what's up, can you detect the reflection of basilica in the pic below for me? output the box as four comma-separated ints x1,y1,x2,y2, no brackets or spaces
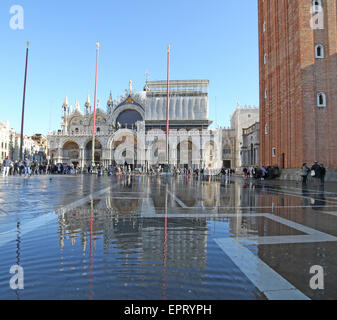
57,179,208,271
55,178,332,298
48,80,222,170
57,178,297,255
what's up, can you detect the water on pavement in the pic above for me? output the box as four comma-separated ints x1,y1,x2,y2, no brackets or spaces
0,175,337,300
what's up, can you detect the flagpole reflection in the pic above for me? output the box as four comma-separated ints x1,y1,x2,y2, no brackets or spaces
15,219,21,300
162,182,168,300
89,199,94,300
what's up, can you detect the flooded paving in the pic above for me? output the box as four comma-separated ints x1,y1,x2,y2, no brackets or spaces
1,175,337,300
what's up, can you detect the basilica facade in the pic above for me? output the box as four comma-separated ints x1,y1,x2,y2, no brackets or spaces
47,80,223,171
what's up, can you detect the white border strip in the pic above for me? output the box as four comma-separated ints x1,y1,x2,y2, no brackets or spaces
166,189,189,209
214,238,310,300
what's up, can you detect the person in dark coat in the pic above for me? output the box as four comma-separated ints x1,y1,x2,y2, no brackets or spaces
311,161,320,177
319,164,326,186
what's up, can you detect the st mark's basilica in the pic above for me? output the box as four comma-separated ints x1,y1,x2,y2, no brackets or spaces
47,80,223,171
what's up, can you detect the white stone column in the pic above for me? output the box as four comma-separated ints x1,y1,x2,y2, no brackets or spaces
79,148,84,168
57,148,62,163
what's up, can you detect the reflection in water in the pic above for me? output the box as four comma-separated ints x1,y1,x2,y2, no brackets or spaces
57,176,332,295
15,220,21,300
89,200,94,300
56,178,212,299
58,209,208,271
162,183,168,300
56,186,209,299
3,175,336,299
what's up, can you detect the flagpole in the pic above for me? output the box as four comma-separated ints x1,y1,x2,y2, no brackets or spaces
19,42,29,161
91,42,100,170
166,45,170,167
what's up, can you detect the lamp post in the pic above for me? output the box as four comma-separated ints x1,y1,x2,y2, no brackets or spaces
91,42,100,170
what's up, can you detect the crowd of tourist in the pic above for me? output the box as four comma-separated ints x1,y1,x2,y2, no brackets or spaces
1,156,45,177
0,155,327,186
240,165,281,180
239,162,326,186
301,161,326,186
1,156,223,178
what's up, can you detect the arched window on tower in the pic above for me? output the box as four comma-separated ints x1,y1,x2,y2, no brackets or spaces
315,45,324,58
317,92,326,107
97,127,100,133
312,0,322,14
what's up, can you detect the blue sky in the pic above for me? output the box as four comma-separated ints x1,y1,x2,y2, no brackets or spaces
0,0,259,136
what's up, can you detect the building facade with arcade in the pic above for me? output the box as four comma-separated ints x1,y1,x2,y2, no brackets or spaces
47,80,223,171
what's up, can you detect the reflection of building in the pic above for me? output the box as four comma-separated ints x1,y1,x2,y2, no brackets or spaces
259,0,337,169
57,181,208,272
228,181,260,236
241,122,260,167
48,80,222,170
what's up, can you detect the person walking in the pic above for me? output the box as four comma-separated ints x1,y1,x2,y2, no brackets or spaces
311,161,320,177
13,161,19,176
319,164,326,186
301,163,310,185
24,157,31,177
243,167,248,179
261,166,267,180
19,161,24,175
221,167,226,184
2,156,11,177
311,161,320,185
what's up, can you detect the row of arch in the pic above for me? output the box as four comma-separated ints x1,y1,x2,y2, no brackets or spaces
52,135,219,168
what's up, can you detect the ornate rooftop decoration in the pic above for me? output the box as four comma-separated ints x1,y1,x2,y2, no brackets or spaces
115,94,145,112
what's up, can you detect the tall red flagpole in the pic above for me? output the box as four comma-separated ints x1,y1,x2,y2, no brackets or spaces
19,42,29,161
91,42,100,169
166,45,170,166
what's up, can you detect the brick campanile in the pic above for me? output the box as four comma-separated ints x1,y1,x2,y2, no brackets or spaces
258,0,337,169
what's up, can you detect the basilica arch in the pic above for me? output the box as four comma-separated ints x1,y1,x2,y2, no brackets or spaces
108,129,138,166
85,139,103,165
177,140,199,169
150,139,167,165
62,141,80,165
